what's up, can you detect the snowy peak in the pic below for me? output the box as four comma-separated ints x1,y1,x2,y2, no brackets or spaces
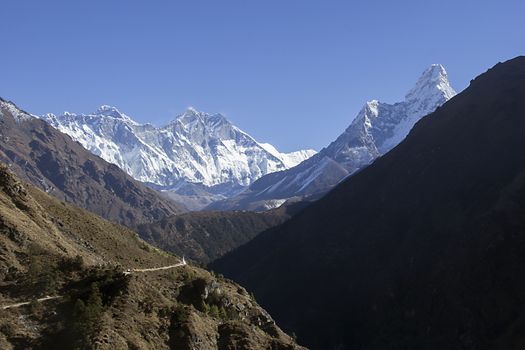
166,108,249,149
360,100,380,125
95,105,124,117
336,64,457,160
405,64,456,102
44,105,137,125
93,105,138,124
177,107,207,122
175,108,230,128
185,106,199,114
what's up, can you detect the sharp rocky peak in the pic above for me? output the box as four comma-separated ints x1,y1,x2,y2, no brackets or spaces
178,107,209,120
175,107,230,127
94,105,129,119
405,64,456,102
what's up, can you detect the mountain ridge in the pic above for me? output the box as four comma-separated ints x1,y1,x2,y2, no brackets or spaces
40,105,316,207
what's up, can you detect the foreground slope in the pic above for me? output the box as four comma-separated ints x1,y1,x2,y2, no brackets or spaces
0,164,304,349
0,98,183,228
209,64,456,211
213,57,525,349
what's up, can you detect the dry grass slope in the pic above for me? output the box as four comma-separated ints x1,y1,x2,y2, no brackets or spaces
0,164,305,350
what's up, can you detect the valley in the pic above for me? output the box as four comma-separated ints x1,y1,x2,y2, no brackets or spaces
1,3,522,348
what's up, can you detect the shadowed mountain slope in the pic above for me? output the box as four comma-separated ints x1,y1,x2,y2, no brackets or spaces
138,211,288,264
212,57,525,349
138,202,308,264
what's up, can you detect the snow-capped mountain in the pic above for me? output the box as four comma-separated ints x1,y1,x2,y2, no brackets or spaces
40,106,316,203
208,64,457,211
321,64,456,168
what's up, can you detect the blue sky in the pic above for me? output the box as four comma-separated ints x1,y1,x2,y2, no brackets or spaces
1,0,524,152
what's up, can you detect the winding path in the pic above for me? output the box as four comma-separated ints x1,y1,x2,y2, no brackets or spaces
1,258,187,310
123,257,186,275
1,295,62,310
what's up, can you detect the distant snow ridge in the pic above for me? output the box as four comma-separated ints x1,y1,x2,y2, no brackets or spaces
40,107,316,190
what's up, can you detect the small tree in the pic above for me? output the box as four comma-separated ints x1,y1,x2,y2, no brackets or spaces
71,283,104,347
209,305,220,318
218,306,227,320
0,323,15,338
201,302,210,314
39,268,59,294
172,305,190,326
61,255,84,272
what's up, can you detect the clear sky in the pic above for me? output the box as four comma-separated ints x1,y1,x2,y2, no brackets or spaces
1,0,524,152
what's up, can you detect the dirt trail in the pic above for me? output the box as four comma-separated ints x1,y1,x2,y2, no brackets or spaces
2,295,62,310
1,258,187,310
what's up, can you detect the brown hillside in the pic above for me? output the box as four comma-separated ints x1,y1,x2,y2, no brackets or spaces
0,164,305,349
138,209,291,264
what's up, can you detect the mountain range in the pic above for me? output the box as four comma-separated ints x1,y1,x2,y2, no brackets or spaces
212,57,525,349
209,64,457,211
36,65,454,213
41,107,315,209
